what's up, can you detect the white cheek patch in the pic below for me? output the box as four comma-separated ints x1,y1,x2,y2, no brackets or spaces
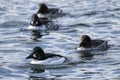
31,21,38,25
31,21,33,25
33,54,36,58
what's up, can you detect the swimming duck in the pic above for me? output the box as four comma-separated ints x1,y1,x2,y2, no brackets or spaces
28,14,50,30
26,47,66,65
28,14,59,30
37,3,65,19
77,35,108,52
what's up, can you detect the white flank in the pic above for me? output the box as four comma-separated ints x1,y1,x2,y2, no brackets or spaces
30,57,65,65
28,25,46,31
27,25,39,30
37,13,49,18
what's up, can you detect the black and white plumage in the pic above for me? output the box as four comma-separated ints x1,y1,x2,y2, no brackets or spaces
28,14,59,31
37,3,65,19
26,47,66,65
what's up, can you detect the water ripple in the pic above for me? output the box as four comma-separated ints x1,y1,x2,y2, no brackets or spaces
0,0,120,80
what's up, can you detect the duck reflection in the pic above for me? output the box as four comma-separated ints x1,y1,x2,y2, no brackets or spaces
31,30,49,41
31,30,43,40
30,65,45,73
80,51,94,60
29,65,54,80
29,76,53,80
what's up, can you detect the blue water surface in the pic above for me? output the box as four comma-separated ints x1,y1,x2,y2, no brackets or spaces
0,0,120,80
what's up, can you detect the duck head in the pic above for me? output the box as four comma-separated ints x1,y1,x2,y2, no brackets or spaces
30,14,42,26
37,3,49,14
26,47,45,60
79,35,92,48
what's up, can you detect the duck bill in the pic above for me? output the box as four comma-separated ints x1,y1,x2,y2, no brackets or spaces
26,53,34,59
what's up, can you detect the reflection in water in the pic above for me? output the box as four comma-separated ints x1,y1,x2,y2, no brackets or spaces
1,0,120,80
31,30,49,41
29,65,47,80
29,76,54,80
80,51,94,60
29,76,47,80
31,30,43,40
30,65,45,73
28,65,55,80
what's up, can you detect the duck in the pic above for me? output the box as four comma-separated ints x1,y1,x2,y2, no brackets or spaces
37,3,65,19
28,14,50,30
77,35,108,52
28,14,59,31
26,47,66,65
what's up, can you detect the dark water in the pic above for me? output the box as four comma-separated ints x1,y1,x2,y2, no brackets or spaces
0,0,120,80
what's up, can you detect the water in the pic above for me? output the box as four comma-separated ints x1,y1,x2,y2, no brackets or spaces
0,0,120,80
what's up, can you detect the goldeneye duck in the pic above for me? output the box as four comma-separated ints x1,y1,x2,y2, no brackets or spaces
77,35,108,52
26,47,66,65
28,14,59,30
37,3,65,19
28,14,50,30
30,14,50,26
